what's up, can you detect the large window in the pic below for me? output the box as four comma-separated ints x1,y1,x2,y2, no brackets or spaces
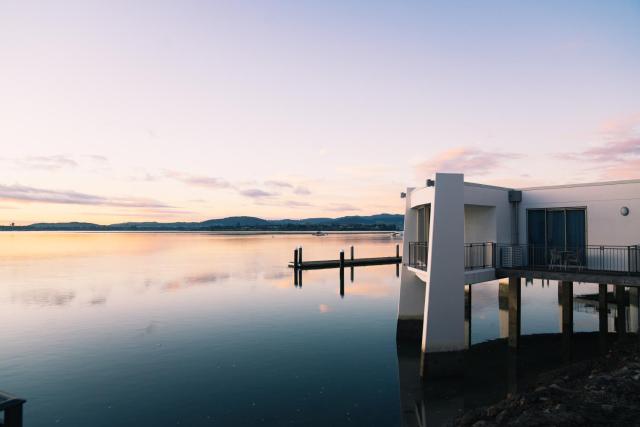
527,208,586,265
527,208,586,248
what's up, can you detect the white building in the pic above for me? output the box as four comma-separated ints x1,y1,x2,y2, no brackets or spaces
398,173,640,367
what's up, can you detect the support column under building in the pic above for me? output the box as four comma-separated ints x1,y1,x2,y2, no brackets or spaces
629,287,639,334
508,276,521,350
464,285,472,348
599,283,608,352
616,285,627,340
559,281,573,361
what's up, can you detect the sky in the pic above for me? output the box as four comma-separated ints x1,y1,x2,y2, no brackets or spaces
1,0,639,224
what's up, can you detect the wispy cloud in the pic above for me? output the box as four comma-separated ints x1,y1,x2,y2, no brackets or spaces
560,136,640,180
574,137,640,162
0,183,173,208
239,188,276,198
15,155,78,170
265,180,293,188
327,203,360,212
163,170,231,189
293,186,311,195
414,147,522,178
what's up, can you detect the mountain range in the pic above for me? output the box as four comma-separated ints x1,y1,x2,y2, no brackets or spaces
1,214,404,231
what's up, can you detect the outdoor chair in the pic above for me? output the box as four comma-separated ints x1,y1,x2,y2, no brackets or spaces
549,248,563,270
565,248,584,271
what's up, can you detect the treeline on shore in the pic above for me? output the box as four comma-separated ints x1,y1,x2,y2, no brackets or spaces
0,214,404,232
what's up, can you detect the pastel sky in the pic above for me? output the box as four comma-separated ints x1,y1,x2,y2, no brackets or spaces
1,0,639,224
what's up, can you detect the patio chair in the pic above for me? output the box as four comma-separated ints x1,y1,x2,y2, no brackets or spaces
549,248,563,270
565,248,584,271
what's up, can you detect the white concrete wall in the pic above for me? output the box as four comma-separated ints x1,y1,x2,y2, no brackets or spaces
464,205,497,243
464,184,511,244
519,180,640,246
422,173,466,352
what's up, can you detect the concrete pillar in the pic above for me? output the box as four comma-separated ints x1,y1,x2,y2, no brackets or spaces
598,284,608,334
559,281,574,335
616,285,627,339
396,266,426,342
599,283,608,352
421,173,465,354
464,285,472,348
508,276,521,350
629,287,639,334
498,280,509,338
559,281,573,361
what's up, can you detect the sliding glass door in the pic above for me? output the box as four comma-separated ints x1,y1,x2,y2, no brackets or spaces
527,208,586,267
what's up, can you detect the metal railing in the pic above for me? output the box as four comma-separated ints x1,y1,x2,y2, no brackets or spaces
408,241,429,268
497,244,640,275
464,242,496,270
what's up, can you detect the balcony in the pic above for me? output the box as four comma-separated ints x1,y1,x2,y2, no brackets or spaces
496,244,640,276
407,242,640,278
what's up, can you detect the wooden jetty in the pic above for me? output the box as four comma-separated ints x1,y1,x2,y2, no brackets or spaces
289,245,401,270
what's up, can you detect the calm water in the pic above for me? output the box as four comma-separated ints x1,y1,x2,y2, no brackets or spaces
0,233,612,426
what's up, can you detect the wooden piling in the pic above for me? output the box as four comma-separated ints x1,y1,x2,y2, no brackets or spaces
294,248,299,269
339,250,345,297
396,244,400,258
299,246,303,265
350,246,354,260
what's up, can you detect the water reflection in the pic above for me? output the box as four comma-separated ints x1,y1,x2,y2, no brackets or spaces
1,232,637,426
397,331,621,426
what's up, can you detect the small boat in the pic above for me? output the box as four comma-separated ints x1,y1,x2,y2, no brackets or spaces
312,231,327,236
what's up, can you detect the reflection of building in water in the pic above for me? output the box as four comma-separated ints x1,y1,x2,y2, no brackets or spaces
498,280,509,338
397,343,464,427
573,286,640,333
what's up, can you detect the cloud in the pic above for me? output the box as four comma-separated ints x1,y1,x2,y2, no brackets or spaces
265,180,294,188
598,113,640,139
327,203,360,212
163,170,231,189
293,186,311,195
283,200,313,207
239,188,276,198
16,155,78,170
87,154,108,163
0,183,173,208
414,147,522,178
576,137,640,162
558,135,640,180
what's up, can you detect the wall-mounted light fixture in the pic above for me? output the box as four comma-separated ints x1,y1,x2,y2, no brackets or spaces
621,206,630,216
426,179,435,187
400,192,406,199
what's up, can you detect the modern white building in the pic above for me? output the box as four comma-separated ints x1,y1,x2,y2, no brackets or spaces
398,173,640,371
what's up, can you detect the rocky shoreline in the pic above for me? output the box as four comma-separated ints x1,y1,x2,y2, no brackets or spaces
453,339,640,426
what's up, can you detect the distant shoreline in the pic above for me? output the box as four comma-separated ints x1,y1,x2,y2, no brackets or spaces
0,230,401,235
0,214,404,233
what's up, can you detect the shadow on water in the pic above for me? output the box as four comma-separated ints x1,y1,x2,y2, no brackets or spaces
397,331,622,426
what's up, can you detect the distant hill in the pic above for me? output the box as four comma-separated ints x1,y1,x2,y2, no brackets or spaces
1,214,404,232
